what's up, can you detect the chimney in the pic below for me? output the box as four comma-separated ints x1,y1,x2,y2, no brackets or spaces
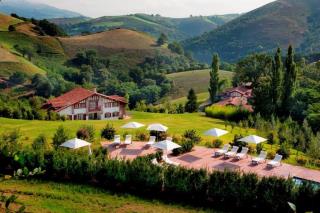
93,88,97,93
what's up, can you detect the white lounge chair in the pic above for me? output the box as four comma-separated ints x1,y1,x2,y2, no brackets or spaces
235,147,249,160
162,155,180,166
146,136,156,146
252,151,267,164
267,154,283,168
112,135,121,146
124,135,132,145
214,144,230,157
224,146,239,158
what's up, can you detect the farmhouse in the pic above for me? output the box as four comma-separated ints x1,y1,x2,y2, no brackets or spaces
215,83,253,112
43,87,127,120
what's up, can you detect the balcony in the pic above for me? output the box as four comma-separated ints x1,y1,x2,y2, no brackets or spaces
88,106,102,112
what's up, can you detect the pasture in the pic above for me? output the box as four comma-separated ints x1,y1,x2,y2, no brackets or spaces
167,69,234,99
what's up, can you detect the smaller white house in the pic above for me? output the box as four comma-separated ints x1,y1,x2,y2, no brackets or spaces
43,87,127,120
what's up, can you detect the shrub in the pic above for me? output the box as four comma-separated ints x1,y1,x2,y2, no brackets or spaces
135,131,148,141
183,129,201,143
9,72,27,84
76,125,95,142
32,134,50,151
52,126,69,149
150,130,167,141
267,150,276,160
101,123,116,140
256,143,263,154
212,139,223,148
296,157,307,166
172,139,194,156
230,134,246,152
247,144,256,154
205,105,250,122
277,144,291,159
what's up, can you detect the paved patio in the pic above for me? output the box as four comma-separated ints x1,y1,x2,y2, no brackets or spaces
101,142,320,183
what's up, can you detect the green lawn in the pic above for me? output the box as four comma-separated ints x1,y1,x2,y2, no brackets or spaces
0,179,212,213
170,92,209,105
167,69,234,99
0,111,315,169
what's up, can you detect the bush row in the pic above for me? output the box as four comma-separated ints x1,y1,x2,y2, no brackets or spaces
205,105,250,122
0,148,319,213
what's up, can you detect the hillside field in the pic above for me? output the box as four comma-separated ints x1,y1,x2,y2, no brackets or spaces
0,180,211,213
167,69,234,99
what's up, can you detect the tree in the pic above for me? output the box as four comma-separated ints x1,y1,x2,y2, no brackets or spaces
52,126,69,149
281,45,297,115
32,74,53,98
252,76,274,115
185,88,198,113
271,48,283,112
168,42,184,55
9,72,27,84
208,54,220,103
32,134,50,150
8,25,16,32
157,33,168,46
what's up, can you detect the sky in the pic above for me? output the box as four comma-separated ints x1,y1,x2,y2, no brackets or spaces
29,0,276,18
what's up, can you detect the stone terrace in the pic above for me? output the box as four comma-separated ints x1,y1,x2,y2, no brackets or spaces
101,142,320,183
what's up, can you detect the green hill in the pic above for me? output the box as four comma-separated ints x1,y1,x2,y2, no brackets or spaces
52,13,239,40
167,69,234,99
184,0,320,62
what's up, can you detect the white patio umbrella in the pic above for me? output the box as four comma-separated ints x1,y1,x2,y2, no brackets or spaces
60,138,92,155
204,128,228,137
152,139,181,152
147,123,168,141
147,123,168,132
238,135,267,145
121,122,145,129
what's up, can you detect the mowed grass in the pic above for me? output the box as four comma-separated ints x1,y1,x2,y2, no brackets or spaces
0,111,314,168
0,180,212,213
167,69,234,99
170,92,209,105
0,111,256,146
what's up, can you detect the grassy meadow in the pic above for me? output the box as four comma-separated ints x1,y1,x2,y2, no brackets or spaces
0,180,212,213
0,111,312,168
167,69,234,99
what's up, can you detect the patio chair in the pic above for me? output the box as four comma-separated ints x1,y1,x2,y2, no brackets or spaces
145,136,156,146
112,135,121,146
162,155,180,166
124,135,132,145
214,144,230,157
252,151,267,164
267,154,283,168
235,147,249,160
224,146,239,158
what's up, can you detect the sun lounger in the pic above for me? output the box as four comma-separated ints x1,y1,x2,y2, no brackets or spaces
235,147,249,160
112,135,121,146
252,151,267,164
224,146,239,158
124,135,132,145
162,155,180,166
146,136,156,146
267,154,283,168
214,144,230,157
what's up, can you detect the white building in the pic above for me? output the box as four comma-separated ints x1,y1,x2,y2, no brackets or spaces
43,87,127,120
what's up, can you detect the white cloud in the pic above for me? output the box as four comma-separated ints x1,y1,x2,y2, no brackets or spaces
29,0,276,18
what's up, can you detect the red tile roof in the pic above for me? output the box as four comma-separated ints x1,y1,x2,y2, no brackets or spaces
45,87,127,111
224,86,252,97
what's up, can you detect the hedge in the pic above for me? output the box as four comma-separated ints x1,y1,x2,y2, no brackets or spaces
205,105,250,121
0,148,319,212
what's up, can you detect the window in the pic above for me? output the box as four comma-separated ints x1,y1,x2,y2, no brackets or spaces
74,100,86,109
112,112,119,117
112,102,119,107
105,112,112,118
105,102,112,108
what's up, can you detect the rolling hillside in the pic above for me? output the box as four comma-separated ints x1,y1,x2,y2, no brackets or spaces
0,0,83,19
52,13,239,40
167,69,234,99
184,0,320,62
